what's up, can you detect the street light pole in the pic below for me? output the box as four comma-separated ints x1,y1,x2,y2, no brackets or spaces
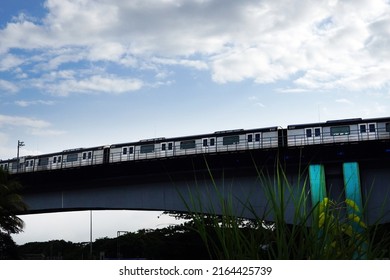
17,140,25,173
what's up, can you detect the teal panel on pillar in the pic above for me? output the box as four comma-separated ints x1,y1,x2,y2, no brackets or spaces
343,162,367,259
309,164,327,208
343,162,363,216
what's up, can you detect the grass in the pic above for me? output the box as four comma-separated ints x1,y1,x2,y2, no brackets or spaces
179,158,390,260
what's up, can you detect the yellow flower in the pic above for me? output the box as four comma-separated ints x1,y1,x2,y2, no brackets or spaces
318,212,325,228
345,199,361,213
319,197,329,213
347,214,367,229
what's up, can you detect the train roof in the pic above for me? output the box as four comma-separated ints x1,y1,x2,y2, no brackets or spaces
287,116,390,129
0,146,107,162
111,126,279,148
287,121,323,129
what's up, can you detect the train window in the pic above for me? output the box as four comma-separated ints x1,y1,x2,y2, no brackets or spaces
369,123,376,133
82,152,87,160
203,139,208,147
386,123,390,132
129,147,134,154
53,157,57,164
255,133,260,142
180,140,196,149
247,134,253,142
330,126,350,136
314,128,321,137
38,157,49,166
67,153,78,162
58,157,61,163
306,128,312,138
168,143,173,150
88,152,92,159
359,124,366,133
210,138,215,146
140,144,155,153
162,143,166,151
123,147,127,155
223,135,240,145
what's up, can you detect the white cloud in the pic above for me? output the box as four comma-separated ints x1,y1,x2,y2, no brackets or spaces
88,42,126,62
151,57,208,70
211,47,294,84
0,79,18,93
0,0,390,92
0,114,50,129
41,48,86,71
0,54,24,71
15,100,56,107
44,75,144,96
0,114,66,141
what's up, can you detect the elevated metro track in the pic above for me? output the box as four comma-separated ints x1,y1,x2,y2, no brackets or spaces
11,140,390,225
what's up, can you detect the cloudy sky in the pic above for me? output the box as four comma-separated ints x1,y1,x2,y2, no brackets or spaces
1,0,390,244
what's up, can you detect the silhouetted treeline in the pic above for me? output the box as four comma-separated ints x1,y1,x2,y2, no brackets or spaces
15,222,209,260
4,219,390,260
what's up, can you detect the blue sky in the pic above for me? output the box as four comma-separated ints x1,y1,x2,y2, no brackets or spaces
1,0,390,244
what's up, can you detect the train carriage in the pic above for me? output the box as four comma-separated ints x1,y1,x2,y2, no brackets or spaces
287,117,390,147
61,146,105,168
1,116,389,174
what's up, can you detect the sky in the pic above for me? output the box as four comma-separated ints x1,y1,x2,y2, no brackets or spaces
1,0,390,244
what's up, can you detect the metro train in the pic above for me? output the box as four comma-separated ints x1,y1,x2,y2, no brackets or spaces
1,116,390,174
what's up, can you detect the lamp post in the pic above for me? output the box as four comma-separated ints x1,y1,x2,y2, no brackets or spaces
17,140,25,173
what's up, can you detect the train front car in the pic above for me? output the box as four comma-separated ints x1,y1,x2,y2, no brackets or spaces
287,117,390,147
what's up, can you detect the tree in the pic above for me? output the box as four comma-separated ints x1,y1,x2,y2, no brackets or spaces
0,231,19,259
0,168,27,234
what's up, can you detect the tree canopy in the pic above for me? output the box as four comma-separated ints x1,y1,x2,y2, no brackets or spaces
0,168,27,234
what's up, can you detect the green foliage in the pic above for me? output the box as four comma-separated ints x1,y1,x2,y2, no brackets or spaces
18,240,85,259
0,168,27,234
181,161,390,260
0,231,20,259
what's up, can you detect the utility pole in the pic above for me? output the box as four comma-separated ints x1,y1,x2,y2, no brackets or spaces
90,210,93,259
17,140,25,173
